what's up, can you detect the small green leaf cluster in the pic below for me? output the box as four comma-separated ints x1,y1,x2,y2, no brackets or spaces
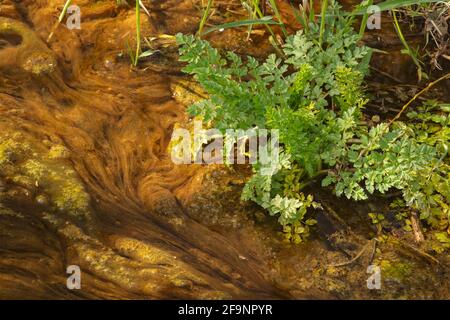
404,101,449,231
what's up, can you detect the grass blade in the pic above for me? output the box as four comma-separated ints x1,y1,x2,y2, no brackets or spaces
198,0,214,36
392,10,425,81
351,0,441,15
201,16,279,36
267,0,287,36
318,0,328,48
133,0,141,66
47,0,73,42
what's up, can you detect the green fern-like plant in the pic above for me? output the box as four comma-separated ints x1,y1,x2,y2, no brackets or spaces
176,1,449,242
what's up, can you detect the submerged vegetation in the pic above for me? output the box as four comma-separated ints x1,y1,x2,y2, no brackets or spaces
176,1,450,244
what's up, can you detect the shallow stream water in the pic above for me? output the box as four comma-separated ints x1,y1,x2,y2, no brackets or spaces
0,0,447,299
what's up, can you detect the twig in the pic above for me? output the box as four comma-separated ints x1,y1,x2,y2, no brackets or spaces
328,239,374,267
393,238,440,265
370,66,403,84
410,211,425,243
320,202,347,227
388,72,450,126
368,238,377,265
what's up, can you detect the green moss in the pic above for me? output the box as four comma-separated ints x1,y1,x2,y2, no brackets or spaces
380,260,413,283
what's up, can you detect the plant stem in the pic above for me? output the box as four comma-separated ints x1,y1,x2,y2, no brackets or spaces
392,10,423,81
268,0,287,36
358,0,373,37
47,0,73,42
242,1,284,52
318,0,328,48
134,0,141,66
198,0,214,37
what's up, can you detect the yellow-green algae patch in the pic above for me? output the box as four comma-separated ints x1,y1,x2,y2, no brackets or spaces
379,259,414,283
0,127,89,218
170,79,207,107
0,17,57,75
